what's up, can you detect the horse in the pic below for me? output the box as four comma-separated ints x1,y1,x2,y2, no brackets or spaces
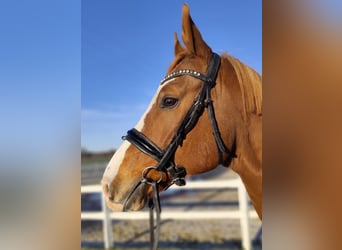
102,4,262,220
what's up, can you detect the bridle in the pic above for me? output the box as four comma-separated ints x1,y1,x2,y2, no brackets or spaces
121,52,236,250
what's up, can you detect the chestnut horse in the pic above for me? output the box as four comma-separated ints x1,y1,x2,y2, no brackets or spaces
102,4,262,219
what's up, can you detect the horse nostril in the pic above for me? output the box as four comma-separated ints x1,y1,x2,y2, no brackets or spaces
102,180,113,200
107,184,114,200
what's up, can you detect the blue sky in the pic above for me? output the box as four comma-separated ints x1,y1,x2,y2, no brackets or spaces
82,0,261,152
0,0,260,155
0,1,80,161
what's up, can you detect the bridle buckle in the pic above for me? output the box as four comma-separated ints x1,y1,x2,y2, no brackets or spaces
167,165,187,186
141,166,163,184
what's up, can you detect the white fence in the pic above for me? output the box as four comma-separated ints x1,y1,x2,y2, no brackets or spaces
81,178,259,250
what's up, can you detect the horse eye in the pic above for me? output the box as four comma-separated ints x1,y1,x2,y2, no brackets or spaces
161,97,179,109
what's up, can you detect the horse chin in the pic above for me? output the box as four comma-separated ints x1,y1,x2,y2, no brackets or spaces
105,200,124,212
123,182,148,211
105,193,147,212
106,181,148,212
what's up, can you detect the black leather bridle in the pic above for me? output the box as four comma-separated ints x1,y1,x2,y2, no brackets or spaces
121,52,236,250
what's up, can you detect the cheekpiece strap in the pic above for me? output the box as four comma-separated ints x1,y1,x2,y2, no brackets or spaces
205,53,221,87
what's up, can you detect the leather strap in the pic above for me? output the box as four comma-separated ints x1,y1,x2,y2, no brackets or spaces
122,128,164,161
148,182,161,250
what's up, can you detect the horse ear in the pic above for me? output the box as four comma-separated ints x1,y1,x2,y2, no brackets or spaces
174,32,185,56
181,4,212,57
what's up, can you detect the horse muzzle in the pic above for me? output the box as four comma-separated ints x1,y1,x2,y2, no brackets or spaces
101,180,123,211
102,178,148,212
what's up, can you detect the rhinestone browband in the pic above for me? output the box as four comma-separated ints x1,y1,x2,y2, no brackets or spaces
160,69,208,85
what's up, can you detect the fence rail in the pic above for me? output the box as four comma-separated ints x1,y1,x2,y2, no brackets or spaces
81,178,259,250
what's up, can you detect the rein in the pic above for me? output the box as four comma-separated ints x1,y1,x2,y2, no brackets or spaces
122,53,236,250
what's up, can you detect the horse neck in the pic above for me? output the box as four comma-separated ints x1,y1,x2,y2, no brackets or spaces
217,55,262,218
233,114,262,173
234,114,262,218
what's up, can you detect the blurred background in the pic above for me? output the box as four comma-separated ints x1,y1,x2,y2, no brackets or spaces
1,0,342,250
81,1,261,249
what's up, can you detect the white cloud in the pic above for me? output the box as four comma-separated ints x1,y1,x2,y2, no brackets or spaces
81,104,148,121
81,104,149,151
81,108,125,119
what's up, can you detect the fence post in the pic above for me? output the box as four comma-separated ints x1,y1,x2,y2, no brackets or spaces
238,181,251,250
101,193,113,249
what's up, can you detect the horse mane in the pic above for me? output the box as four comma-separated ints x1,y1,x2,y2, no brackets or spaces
222,53,262,120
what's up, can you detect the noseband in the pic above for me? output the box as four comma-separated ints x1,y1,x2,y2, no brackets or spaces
121,53,236,250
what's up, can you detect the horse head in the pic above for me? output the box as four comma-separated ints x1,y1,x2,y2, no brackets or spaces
102,4,262,218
